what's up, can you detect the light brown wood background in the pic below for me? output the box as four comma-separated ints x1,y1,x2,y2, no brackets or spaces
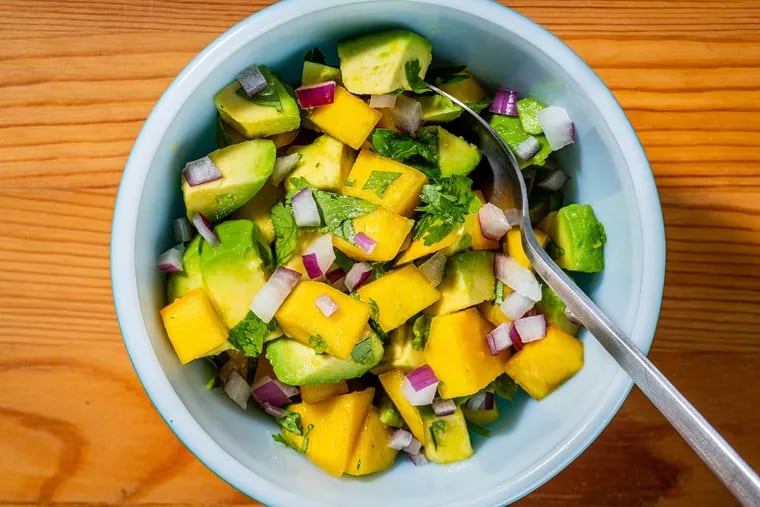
1,1,758,505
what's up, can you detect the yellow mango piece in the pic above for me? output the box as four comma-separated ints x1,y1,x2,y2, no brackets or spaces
275,281,371,360
333,208,414,262
300,380,349,403
308,86,382,150
232,181,283,244
439,72,489,106
160,288,228,365
377,107,398,131
283,388,375,477
505,228,549,270
425,308,510,398
285,135,356,192
395,221,469,265
269,128,301,149
341,150,428,217
357,265,440,332
421,406,474,464
378,369,425,443
470,191,501,251
345,406,399,476
477,300,513,326
504,325,584,400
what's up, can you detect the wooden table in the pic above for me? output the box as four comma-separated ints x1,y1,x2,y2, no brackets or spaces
1,1,758,505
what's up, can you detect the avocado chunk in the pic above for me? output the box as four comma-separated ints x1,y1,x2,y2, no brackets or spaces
183,139,276,222
199,220,270,328
418,94,462,123
539,204,606,273
231,178,282,244
302,61,342,86
427,250,495,316
489,115,552,169
437,126,481,177
214,66,300,138
516,97,546,135
420,406,474,464
375,324,426,373
166,235,203,303
535,284,580,335
337,29,432,95
285,135,355,192
378,395,405,428
266,331,384,386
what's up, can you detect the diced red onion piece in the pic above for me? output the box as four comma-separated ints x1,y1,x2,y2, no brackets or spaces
345,261,372,291
478,202,511,240
302,234,335,279
296,80,336,109
192,213,220,247
504,208,521,227
236,64,268,98
432,398,456,417
418,252,446,288
393,95,423,136
493,254,542,301
369,94,397,109
315,293,339,317
403,436,423,455
223,370,251,410
408,451,428,466
354,232,377,254
173,217,193,243
516,135,540,161
464,391,487,412
250,266,301,323
537,169,570,191
183,156,223,187
484,392,495,410
401,365,439,406
486,322,512,355
509,324,525,351
500,291,535,321
262,401,287,419
537,105,575,151
251,375,296,407
157,244,185,272
489,88,518,116
302,253,321,280
271,153,301,186
388,428,414,450
326,268,345,284
291,188,321,227
565,307,581,326
515,314,547,343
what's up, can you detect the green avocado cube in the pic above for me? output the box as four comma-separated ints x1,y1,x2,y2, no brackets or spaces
427,250,495,316
437,126,481,177
489,115,552,169
540,204,606,273
516,97,546,135
420,406,473,464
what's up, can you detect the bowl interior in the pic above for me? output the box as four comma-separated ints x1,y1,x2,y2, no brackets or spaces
113,1,664,506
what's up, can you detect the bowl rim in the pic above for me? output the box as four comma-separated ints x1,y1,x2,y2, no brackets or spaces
110,1,666,505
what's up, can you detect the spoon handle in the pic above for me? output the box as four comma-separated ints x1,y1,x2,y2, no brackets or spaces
523,233,760,506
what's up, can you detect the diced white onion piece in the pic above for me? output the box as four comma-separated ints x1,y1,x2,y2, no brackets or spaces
157,244,185,272
315,293,339,317
369,94,397,109
271,153,301,186
514,314,547,343
296,80,336,109
536,105,575,151
354,232,377,254
418,252,446,288
401,365,439,406
408,451,428,466
182,156,223,187
192,213,220,246
403,436,423,455
432,398,456,417
485,322,512,355
504,208,521,227
173,217,193,243
515,135,540,161
393,95,423,136
251,375,297,407
345,262,373,291
493,254,542,301
537,169,570,191
478,202,511,240
291,188,321,227
223,370,251,410
301,234,335,279
500,291,535,321
236,65,268,98
388,428,414,450
464,391,487,412
249,267,301,323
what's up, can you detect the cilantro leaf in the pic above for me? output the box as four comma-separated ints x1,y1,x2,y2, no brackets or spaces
272,433,299,451
308,335,328,354
252,221,273,269
204,357,220,390
414,175,478,246
487,374,519,400
277,410,303,435
362,170,402,198
371,128,438,170
411,314,432,351
467,97,492,113
493,280,505,305
304,47,326,65
333,249,355,272
227,311,276,357
301,423,315,453
426,65,468,86
368,299,381,322
234,66,283,112
271,202,298,266
429,420,446,450
351,336,376,365
404,59,430,94
369,261,391,279
367,299,388,343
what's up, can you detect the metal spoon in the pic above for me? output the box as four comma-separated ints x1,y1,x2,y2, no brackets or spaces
425,83,760,506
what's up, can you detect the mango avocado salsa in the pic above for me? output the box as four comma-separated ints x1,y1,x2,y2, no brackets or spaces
157,28,607,477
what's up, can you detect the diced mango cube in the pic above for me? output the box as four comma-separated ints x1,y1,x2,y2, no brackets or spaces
308,87,382,150
477,300,513,326
504,325,584,400
300,380,349,403
505,228,549,270
345,406,399,476
333,208,414,262
357,265,440,332
395,220,470,265
232,180,283,244
341,150,428,217
282,388,375,477
378,369,425,443
160,288,228,365
269,128,301,149
275,281,371,360
470,191,501,251
285,135,356,192
420,406,474,464
424,308,510,398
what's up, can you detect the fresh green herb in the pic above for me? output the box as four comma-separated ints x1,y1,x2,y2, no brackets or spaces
252,221,273,269
404,59,430,94
356,459,361,471
308,335,328,354
204,357,220,390
234,66,283,112
277,411,303,435
227,311,276,357
351,336,376,365
411,314,432,351
362,170,402,198
547,242,565,260
333,249,355,273
272,422,315,454
343,178,356,187
367,298,389,342
270,202,298,266
493,280,505,305
304,47,326,65
467,97,493,114
427,65,468,86
301,423,315,453
429,420,446,450
414,175,478,246
272,433,300,451
466,421,492,437
368,299,380,321
487,374,519,400
369,261,391,279
371,128,438,173
215,113,232,148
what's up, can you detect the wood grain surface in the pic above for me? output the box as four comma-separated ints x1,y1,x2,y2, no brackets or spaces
1,1,758,506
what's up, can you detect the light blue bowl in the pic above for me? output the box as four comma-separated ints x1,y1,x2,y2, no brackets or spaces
111,1,666,505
